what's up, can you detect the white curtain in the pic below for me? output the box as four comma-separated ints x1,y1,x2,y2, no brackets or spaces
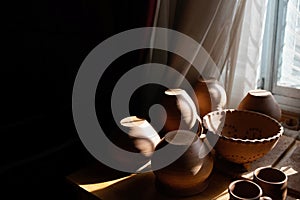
150,0,269,109
226,0,269,108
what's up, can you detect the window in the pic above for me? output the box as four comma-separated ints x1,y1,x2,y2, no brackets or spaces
261,0,300,113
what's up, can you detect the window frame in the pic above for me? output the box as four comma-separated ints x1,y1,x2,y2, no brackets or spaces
261,0,300,113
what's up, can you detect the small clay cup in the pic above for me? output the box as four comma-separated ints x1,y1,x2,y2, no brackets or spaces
228,180,272,200
253,167,288,200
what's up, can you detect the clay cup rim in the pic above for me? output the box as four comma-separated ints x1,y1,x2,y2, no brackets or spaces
254,166,288,185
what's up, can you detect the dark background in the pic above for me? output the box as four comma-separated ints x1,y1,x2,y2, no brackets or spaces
1,0,151,199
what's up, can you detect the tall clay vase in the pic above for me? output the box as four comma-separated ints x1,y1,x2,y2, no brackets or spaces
237,89,281,121
193,78,227,118
151,130,214,197
160,89,199,136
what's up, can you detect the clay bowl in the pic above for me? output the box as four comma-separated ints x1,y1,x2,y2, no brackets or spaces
202,109,283,164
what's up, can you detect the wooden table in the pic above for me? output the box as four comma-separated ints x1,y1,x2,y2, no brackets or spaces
67,132,300,200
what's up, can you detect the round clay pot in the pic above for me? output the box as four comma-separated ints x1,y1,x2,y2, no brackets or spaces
193,78,227,118
151,130,214,197
238,89,281,121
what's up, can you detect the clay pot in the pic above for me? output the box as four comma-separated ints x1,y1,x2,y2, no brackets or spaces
151,130,214,197
193,78,227,118
238,89,281,121
203,109,283,164
160,89,199,135
120,116,161,157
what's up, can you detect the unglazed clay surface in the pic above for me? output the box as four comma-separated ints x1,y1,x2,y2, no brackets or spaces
203,109,283,164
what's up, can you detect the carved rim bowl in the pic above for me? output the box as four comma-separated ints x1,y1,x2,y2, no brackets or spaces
202,109,284,164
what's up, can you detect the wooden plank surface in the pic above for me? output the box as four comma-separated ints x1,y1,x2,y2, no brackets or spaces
275,140,300,198
67,135,300,200
68,168,232,200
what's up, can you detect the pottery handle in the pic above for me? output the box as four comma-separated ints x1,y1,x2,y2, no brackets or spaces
260,196,272,200
177,90,202,127
179,90,205,137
